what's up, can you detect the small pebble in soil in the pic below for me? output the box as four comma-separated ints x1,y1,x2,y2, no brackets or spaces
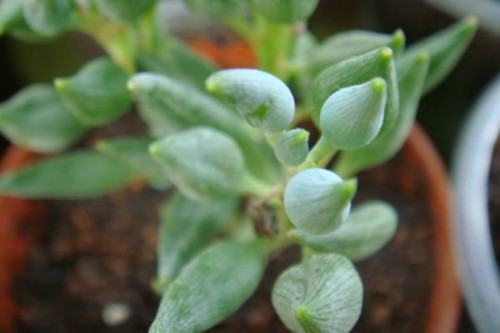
102,303,132,327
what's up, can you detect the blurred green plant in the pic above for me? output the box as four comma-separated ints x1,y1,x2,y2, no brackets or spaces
0,1,477,332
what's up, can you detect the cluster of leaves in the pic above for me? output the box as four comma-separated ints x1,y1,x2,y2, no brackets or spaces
0,1,476,332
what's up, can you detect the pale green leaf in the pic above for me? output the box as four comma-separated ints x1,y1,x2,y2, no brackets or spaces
96,136,169,189
0,150,135,199
55,57,131,126
311,47,399,134
206,69,295,133
149,241,266,333
300,201,398,261
182,0,243,18
154,192,237,292
284,168,356,235
23,0,76,36
0,84,86,153
150,127,245,202
272,253,363,333
95,0,157,22
320,78,387,150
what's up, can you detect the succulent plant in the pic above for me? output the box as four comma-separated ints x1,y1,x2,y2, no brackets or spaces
0,0,477,332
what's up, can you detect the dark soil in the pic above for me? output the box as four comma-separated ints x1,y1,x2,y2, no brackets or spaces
489,137,500,266
14,141,435,333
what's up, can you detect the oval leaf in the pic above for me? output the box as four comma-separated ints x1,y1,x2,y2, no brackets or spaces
150,127,245,202
128,73,282,183
206,69,295,134
275,128,310,167
95,0,157,22
23,0,76,36
154,192,237,292
335,53,430,177
254,0,319,23
272,253,363,333
311,47,399,134
149,241,266,333
320,78,387,150
0,150,135,199
55,57,131,126
300,201,398,261
96,136,169,189
0,84,86,153
284,168,356,235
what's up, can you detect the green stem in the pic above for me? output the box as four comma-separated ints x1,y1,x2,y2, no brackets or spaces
239,172,273,197
301,136,337,169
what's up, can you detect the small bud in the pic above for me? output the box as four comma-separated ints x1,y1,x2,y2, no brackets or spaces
206,69,295,134
275,129,310,167
150,127,245,202
284,168,356,235
320,78,388,150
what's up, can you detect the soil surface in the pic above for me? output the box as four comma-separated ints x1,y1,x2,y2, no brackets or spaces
14,137,435,333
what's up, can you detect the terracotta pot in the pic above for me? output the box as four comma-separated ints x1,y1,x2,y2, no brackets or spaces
0,42,460,332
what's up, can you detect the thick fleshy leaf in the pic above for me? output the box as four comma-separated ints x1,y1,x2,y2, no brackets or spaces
95,0,157,22
254,0,319,23
206,69,295,134
138,39,217,91
154,192,237,292
55,57,131,126
0,151,135,199
300,201,398,261
272,253,363,333
128,73,282,183
182,0,242,18
150,127,245,202
400,16,477,93
23,0,76,36
0,84,86,153
335,53,430,177
311,47,399,133
275,129,310,167
96,137,169,189
320,78,387,150
310,29,405,74
149,241,266,333
284,168,356,235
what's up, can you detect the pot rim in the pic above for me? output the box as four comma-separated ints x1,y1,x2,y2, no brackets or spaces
452,73,500,332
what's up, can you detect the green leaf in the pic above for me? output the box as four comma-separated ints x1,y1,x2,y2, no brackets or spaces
320,78,388,150
400,16,477,93
95,0,157,22
275,129,310,167
272,253,363,333
96,136,169,189
311,47,399,133
149,240,266,333
182,0,243,18
138,39,217,91
335,53,430,177
0,150,136,199
299,201,398,261
23,0,76,36
128,73,282,183
150,127,245,202
310,29,405,75
284,168,356,235
254,0,319,23
206,69,295,133
0,84,86,153
154,192,237,293
55,57,131,126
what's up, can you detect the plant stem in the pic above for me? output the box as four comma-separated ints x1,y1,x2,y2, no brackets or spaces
301,136,337,169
